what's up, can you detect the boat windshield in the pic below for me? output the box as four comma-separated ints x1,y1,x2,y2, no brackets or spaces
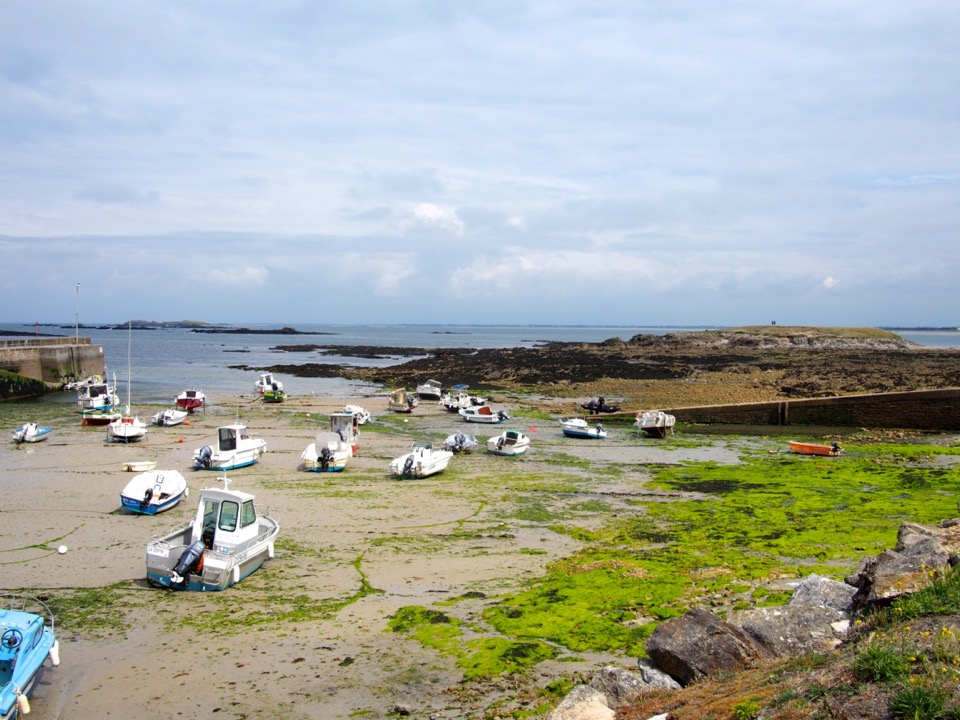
219,427,237,451
219,501,239,532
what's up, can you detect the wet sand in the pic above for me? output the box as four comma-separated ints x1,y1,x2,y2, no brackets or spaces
2,392,744,719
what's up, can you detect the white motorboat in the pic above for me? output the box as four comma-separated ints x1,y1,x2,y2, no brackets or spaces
255,372,283,395
10,422,52,444
635,410,676,439
301,431,351,472
439,389,486,412
339,404,371,425
487,429,531,456
560,417,607,439
389,442,453,478
107,414,148,443
120,469,188,515
444,433,478,453
329,411,361,455
176,388,206,413
193,424,267,470
152,408,189,427
145,476,279,591
416,379,443,400
388,388,418,413
459,405,509,424
76,377,120,411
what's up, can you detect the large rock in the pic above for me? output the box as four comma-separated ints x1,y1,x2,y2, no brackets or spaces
847,520,960,610
645,608,773,686
544,684,615,720
588,662,680,708
729,604,850,656
788,573,856,613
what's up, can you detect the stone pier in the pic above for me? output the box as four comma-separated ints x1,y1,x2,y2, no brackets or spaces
0,337,106,387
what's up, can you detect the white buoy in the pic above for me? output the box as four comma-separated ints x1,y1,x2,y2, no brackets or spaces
403,419,408,423
49,640,60,667
57,545,68,555
16,692,30,714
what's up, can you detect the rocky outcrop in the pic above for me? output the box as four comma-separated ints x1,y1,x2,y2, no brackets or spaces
729,604,850,657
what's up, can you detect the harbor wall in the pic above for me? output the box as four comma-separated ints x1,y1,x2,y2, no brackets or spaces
662,388,960,431
0,338,106,389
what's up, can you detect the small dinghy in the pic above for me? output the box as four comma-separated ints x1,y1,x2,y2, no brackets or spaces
10,422,52,444
0,594,60,719
146,476,279,591
389,442,453,478
123,460,158,472
301,432,351,472
120,469,188,515
487,429,531,456
444,433,478,454
787,440,842,456
152,408,188,427
560,418,607,439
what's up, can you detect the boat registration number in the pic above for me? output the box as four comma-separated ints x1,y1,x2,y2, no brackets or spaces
147,545,169,558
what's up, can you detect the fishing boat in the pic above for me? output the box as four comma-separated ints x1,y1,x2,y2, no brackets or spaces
0,594,60,719
145,476,279,591
255,372,283,395
389,442,453,478
459,405,509,424
262,385,286,403
120,469,189,515
175,389,206,413
439,386,486,412
193,424,267,470
787,440,842,457
329,411,361,455
152,408,189,427
416,378,443,400
635,410,676,439
560,417,607,439
76,376,120,412
300,432,351,472
388,388,418,413
339,404,371,425
443,432,478,454
487,429,531,456
10,422,52,444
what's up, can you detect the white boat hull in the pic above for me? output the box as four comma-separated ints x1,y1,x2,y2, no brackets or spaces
152,409,188,427
107,416,148,442
10,423,52,443
560,418,607,439
120,470,188,515
487,430,530,456
389,445,454,478
459,407,508,424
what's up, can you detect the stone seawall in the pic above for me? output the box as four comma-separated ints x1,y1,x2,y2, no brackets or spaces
663,388,960,431
0,337,106,388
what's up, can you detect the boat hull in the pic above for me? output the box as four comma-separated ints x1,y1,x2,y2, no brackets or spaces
560,419,606,439
120,470,188,515
10,425,52,443
153,409,188,427
193,449,265,471
459,408,508,424
788,441,842,456
486,432,530,456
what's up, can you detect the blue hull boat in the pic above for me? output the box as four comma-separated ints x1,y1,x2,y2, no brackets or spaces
0,594,59,718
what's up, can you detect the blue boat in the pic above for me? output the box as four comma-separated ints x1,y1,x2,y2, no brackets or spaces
10,423,52,444
0,594,60,718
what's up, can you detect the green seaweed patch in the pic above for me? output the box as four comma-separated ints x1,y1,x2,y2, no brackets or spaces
45,582,141,637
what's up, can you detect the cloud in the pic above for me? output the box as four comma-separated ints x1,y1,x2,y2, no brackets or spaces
822,276,838,289
207,266,269,287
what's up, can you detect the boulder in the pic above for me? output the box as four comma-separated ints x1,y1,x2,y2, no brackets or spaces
545,684,615,720
729,603,850,656
788,573,856,613
645,608,773,686
588,662,680,708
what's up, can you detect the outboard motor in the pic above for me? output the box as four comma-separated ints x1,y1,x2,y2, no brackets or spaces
402,455,415,476
596,424,604,434
197,445,213,468
497,411,508,421
140,487,155,511
320,446,331,471
170,540,205,587
496,436,505,451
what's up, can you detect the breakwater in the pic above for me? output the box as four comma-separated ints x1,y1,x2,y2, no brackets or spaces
642,388,960,431
0,337,105,396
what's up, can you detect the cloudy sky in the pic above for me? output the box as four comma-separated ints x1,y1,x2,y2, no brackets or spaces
2,2,958,327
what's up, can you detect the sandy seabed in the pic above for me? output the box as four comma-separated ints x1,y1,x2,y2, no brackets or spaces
2,392,743,719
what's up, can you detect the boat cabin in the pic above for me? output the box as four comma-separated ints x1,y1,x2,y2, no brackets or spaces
217,425,251,452
191,486,261,553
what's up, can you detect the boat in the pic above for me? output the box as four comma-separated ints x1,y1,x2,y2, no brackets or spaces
487,429,531,456
76,376,120,412
635,410,676,439
80,408,123,427
152,408,189,427
255,373,283,395
175,389,206,413
388,388,418,413
416,379,443,400
0,594,60,719
10,422,52,444
787,440,842,457
63,373,103,392
145,476,279,591
262,385,286,403
580,397,622,414
560,417,607,439
193,424,267,470
444,433,478,454
439,387,486,412
106,414,148,442
120,469,189,515
123,460,158,472
459,405,509,424
107,323,148,443
329,411,361,455
339,404,371,425
389,441,453,478
300,432,351,472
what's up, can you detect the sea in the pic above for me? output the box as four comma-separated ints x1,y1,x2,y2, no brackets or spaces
3,322,958,406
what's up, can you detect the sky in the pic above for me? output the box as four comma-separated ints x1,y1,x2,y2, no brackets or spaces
2,1,958,327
